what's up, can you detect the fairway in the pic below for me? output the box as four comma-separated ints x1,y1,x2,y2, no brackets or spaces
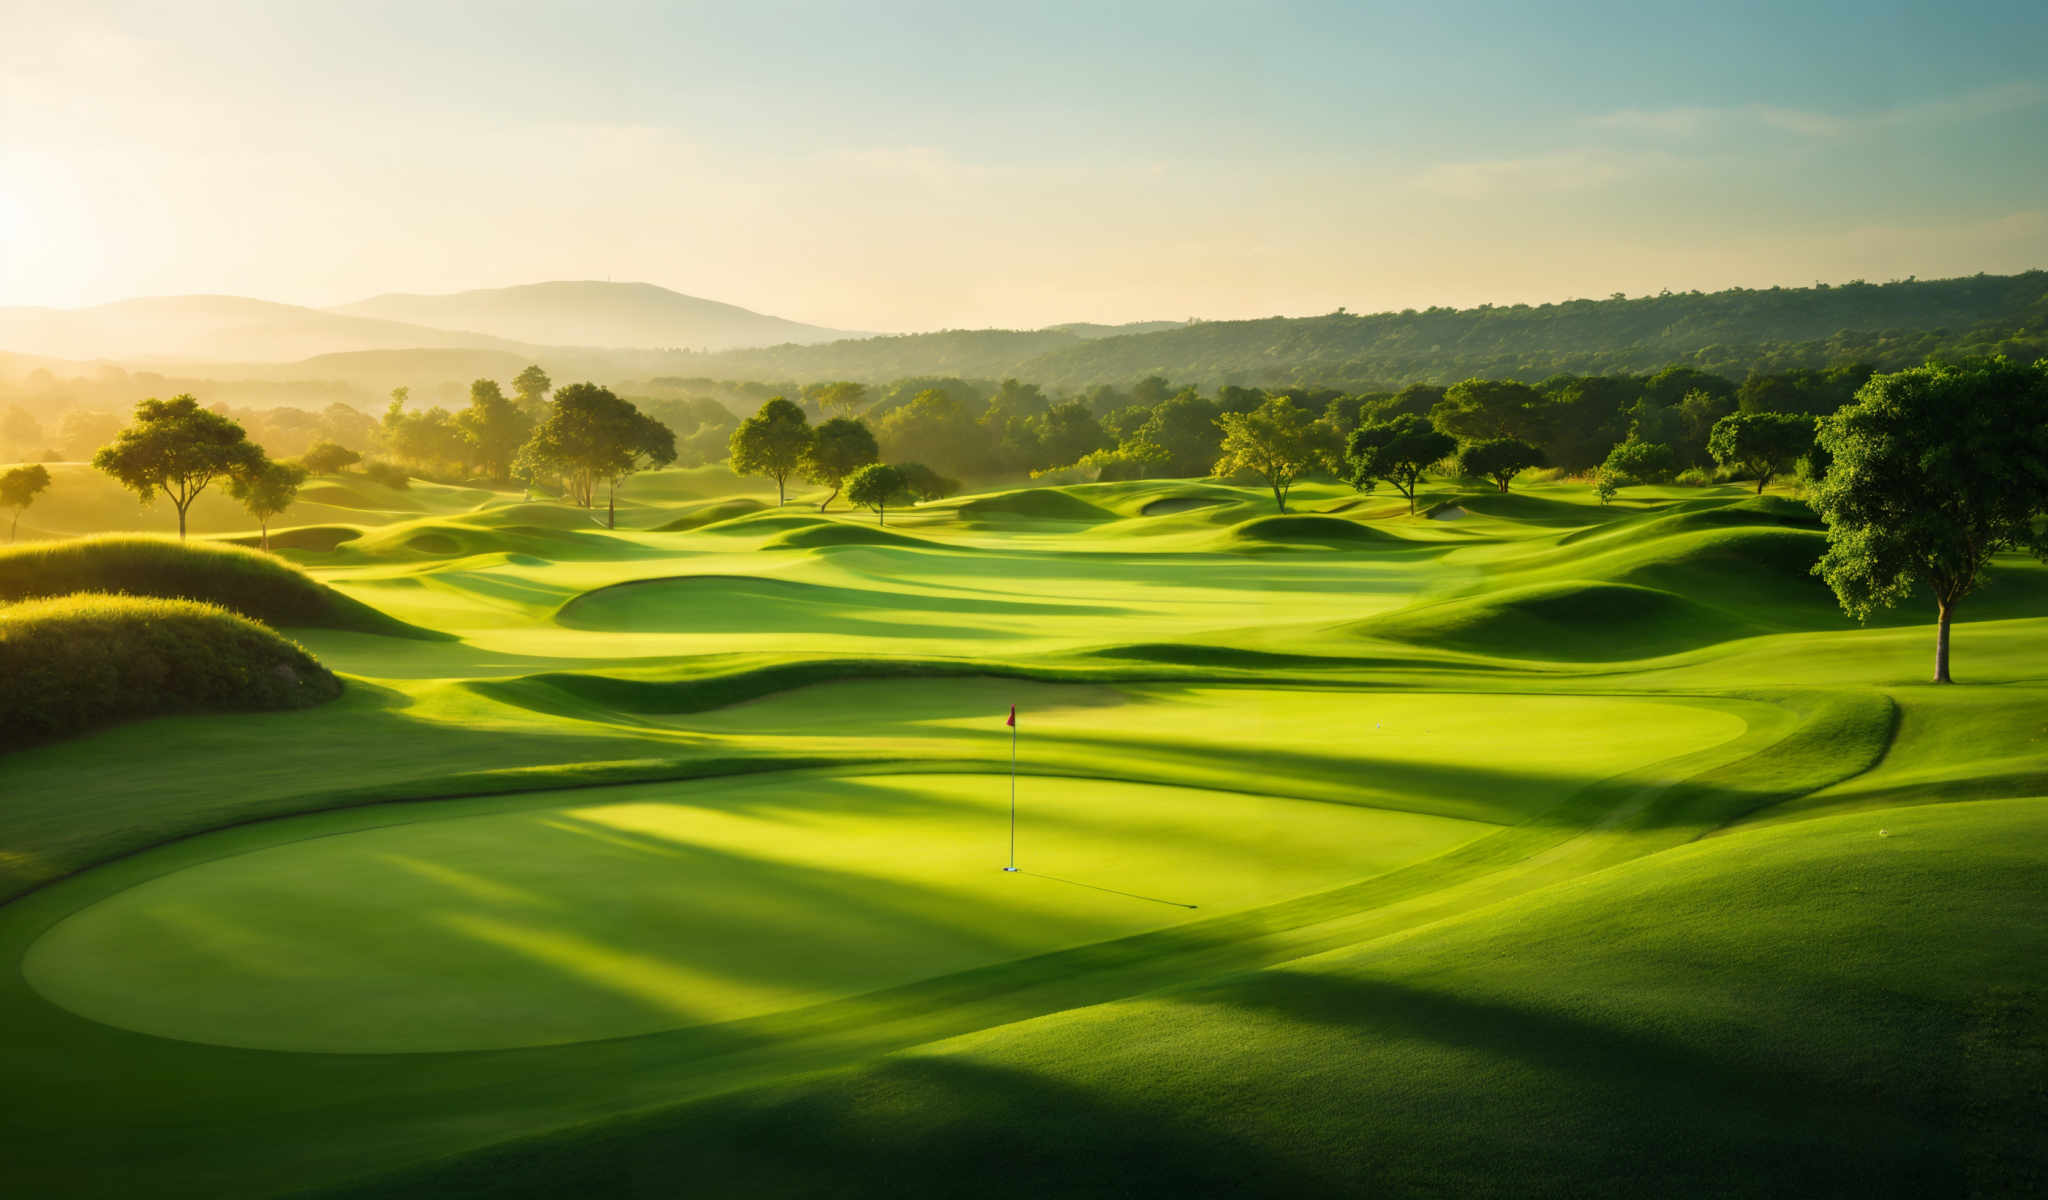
0,469,2040,1198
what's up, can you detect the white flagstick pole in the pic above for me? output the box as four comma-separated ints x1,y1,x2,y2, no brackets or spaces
1005,707,1018,872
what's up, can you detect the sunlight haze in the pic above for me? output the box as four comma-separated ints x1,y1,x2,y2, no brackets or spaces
5,1,2047,329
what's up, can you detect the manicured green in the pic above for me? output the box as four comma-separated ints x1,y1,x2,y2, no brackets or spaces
0,466,2038,1198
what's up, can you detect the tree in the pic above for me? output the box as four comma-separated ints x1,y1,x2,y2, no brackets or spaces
1213,397,1338,512
517,383,677,528
727,397,812,505
1809,357,2048,684
846,463,909,525
456,378,532,480
300,441,361,475
1034,400,1111,468
896,461,959,502
1707,411,1816,494
1,463,51,541
228,459,307,552
802,418,880,510
1456,438,1547,493
91,395,265,539
1347,415,1456,514
811,381,868,418
1432,379,1554,444
1135,390,1224,477
512,365,552,417
1597,439,1677,504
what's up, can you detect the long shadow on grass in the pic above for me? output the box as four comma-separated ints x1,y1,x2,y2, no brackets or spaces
313,1054,1354,1199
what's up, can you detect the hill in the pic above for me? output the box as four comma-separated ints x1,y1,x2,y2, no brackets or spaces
0,295,532,363
680,270,2048,387
332,281,858,351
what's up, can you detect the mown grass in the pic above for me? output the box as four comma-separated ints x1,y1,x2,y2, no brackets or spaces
0,594,340,749
0,472,2039,1199
0,535,442,637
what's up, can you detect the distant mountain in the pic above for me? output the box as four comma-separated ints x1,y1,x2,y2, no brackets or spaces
0,295,529,363
1045,320,1188,339
331,281,858,352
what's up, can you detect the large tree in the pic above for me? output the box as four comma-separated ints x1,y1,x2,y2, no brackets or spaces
1,463,51,541
1347,414,1456,514
810,381,868,419
1707,411,1815,494
1432,379,1554,445
1810,357,2048,684
299,441,361,475
228,459,308,552
511,365,553,417
802,418,880,510
728,397,812,505
1456,438,1546,493
91,395,265,539
457,378,533,480
1595,439,1677,504
1213,397,1338,512
846,463,909,525
517,383,677,528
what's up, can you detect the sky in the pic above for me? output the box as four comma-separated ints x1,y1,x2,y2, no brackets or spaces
4,0,2047,331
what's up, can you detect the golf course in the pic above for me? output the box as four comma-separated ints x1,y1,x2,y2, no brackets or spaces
0,459,2041,1197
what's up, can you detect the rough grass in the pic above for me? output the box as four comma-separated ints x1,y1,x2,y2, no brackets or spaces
0,536,441,638
0,594,341,748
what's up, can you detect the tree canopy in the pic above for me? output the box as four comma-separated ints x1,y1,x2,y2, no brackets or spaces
91,395,266,539
846,463,909,525
299,441,361,475
511,365,553,416
728,397,812,505
1707,411,1815,494
1455,438,1547,493
1212,397,1338,512
517,383,677,527
457,378,533,481
1432,379,1554,444
1347,414,1455,514
228,459,308,552
802,417,880,511
1,463,51,541
1809,357,2048,683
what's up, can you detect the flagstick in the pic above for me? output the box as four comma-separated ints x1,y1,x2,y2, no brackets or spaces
1004,710,1018,872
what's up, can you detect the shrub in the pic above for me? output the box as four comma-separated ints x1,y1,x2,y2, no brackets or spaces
0,594,341,749
0,536,439,637
1673,467,1717,487
299,441,362,475
361,460,411,489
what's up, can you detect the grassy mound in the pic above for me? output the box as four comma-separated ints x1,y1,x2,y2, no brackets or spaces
1138,496,1229,517
1223,514,1402,550
0,536,440,638
1355,580,1752,660
222,525,362,552
652,499,769,531
0,595,341,749
763,522,937,550
957,488,1117,523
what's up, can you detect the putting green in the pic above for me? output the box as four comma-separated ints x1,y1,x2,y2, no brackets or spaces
25,771,1503,1053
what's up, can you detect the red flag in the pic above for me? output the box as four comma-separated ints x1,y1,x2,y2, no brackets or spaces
1005,705,1015,727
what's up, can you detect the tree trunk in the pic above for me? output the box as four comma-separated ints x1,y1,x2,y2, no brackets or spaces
607,481,616,530
1756,473,1769,495
878,502,886,526
261,519,270,553
1271,479,1286,513
176,503,189,541
9,510,17,541
1498,476,1510,493
819,485,840,512
1934,596,1954,684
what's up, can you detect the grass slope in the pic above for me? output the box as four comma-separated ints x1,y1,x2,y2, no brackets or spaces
0,474,2039,1198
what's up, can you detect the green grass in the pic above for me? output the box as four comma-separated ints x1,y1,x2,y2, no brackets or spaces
0,535,441,637
0,472,2039,1198
0,594,340,749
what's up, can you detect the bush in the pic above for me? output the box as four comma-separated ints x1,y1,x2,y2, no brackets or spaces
299,441,362,475
361,460,411,489
1673,467,1717,486
0,536,440,637
0,594,341,748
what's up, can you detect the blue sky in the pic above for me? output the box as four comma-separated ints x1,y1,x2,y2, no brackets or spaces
4,1,2045,329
